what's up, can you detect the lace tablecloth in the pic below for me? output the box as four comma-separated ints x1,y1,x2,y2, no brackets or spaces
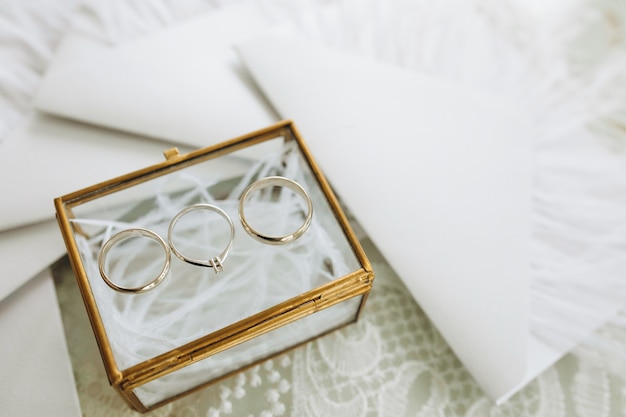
52,237,626,417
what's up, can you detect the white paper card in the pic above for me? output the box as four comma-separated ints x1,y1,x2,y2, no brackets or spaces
0,113,192,231
0,269,81,417
34,3,278,150
0,219,66,301
237,35,532,402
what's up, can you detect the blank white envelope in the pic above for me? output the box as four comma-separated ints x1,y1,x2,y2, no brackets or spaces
237,35,537,403
34,3,278,151
0,269,81,417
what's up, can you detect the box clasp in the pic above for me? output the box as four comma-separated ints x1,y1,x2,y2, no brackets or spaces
163,147,180,161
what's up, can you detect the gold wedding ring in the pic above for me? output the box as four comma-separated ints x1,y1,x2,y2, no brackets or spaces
238,176,313,245
98,228,171,294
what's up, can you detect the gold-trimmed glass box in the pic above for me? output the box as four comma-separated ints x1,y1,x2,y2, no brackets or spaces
54,120,374,412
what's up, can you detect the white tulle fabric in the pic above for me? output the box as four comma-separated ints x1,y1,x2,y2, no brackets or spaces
5,0,626,414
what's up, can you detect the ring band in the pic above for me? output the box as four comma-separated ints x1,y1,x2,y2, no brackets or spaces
167,203,235,273
238,176,313,245
98,228,171,294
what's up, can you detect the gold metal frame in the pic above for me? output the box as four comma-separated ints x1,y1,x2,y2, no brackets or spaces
54,120,374,412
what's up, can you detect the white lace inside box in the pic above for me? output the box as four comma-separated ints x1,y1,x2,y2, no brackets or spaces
54,120,374,412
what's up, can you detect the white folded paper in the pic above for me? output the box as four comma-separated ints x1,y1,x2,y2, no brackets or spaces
34,3,278,152
0,269,81,417
237,35,540,403
0,113,193,232
0,219,66,301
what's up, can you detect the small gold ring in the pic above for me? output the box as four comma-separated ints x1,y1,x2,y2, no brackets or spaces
238,176,313,245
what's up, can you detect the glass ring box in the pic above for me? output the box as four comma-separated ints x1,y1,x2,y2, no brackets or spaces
54,120,374,412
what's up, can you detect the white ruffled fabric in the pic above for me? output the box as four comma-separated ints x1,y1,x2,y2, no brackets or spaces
0,0,78,142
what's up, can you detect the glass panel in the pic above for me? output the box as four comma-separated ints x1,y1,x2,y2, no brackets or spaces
134,295,363,408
